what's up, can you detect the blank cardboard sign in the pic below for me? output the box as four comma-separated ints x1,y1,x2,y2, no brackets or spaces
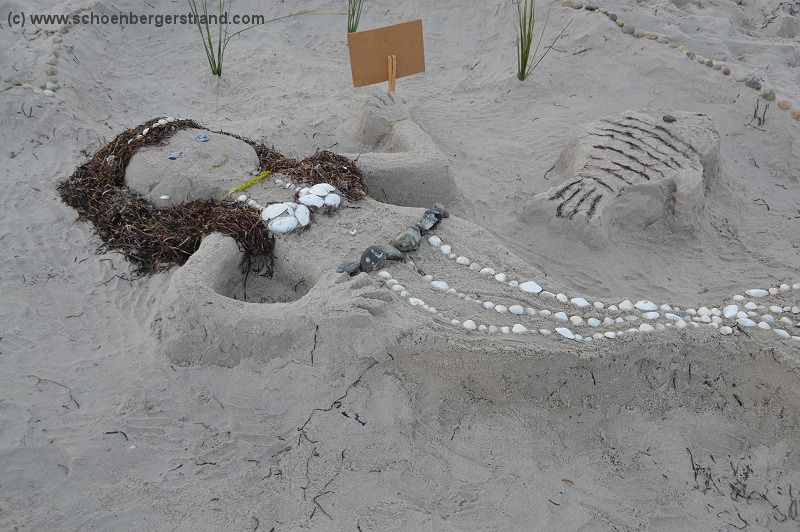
347,19,426,88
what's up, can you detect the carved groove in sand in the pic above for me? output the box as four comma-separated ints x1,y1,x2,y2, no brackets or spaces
528,110,720,243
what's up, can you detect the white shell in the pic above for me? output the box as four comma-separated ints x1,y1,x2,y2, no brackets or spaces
635,300,658,311
570,297,590,308
261,203,289,220
310,183,335,197
555,327,575,340
512,324,527,334
294,204,310,226
462,320,477,331
745,289,769,297
519,281,542,294
237,194,248,202
298,187,311,196
428,236,442,247
299,194,325,208
324,193,341,207
267,216,299,234
431,281,449,291
722,305,738,318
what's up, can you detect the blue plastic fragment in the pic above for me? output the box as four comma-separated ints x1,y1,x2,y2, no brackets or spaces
195,133,209,142
168,150,182,160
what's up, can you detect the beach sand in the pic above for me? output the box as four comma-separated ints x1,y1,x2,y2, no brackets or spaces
1,0,799,529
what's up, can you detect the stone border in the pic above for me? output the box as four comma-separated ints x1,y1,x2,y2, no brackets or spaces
562,1,800,120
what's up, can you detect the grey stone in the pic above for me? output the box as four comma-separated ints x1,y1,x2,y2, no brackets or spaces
416,209,441,233
359,246,386,272
745,77,761,91
432,203,449,218
337,261,360,275
390,225,422,253
382,245,405,261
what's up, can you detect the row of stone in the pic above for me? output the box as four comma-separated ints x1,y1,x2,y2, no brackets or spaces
563,0,800,120
406,233,800,344
3,26,68,97
426,233,799,324
378,267,800,344
336,204,450,276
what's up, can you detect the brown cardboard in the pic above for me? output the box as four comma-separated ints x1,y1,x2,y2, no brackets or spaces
347,19,426,88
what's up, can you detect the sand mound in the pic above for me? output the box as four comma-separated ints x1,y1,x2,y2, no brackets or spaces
125,128,260,207
342,93,457,207
526,109,720,245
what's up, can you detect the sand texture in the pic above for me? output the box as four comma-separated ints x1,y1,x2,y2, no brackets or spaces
1,0,799,529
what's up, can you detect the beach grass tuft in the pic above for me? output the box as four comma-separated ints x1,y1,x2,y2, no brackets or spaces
348,0,364,33
514,0,573,81
186,0,315,77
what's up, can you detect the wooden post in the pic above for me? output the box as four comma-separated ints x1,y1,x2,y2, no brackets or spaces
387,54,397,92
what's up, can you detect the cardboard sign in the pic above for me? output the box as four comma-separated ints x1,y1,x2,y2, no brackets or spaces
347,19,426,88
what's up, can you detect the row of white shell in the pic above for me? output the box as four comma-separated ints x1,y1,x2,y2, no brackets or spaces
375,233,799,345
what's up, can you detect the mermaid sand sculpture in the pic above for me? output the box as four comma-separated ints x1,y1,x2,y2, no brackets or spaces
526,110,720,245
153,104,797,367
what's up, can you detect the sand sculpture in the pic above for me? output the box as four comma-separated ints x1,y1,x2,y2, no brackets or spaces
341,93,457,208
144,105,797,367
527,110,720,243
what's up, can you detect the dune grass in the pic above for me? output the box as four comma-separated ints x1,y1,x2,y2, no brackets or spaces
514,0,573,81
348,0,364,33
187,0,314,77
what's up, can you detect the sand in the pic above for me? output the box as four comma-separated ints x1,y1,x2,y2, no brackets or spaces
1,0,800,529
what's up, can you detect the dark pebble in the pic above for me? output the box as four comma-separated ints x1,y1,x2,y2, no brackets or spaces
745,78,761,91
337,261,360,275
382,244,405,261
662,115,676,123
359,246,386,272
416,210,441,233
432,203,449,218
390,225,422,253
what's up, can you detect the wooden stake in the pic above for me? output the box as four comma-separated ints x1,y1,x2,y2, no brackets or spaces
387,54,397,92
